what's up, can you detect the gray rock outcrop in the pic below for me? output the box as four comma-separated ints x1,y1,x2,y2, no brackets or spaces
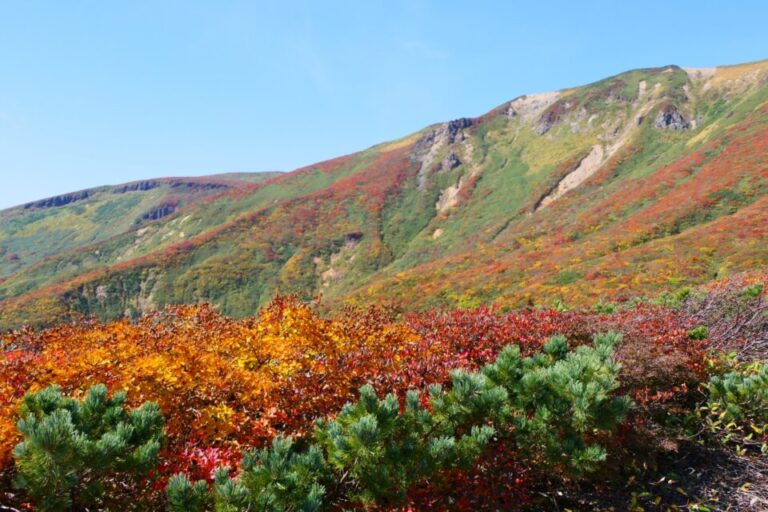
654,105,690,130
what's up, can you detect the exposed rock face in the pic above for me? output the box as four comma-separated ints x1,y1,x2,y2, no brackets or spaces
535,144,605,210
136,269,159,314
140,203,177,222
95,285,108,301
506,92,560,122
344,232,363,243
654,105,690,130
112,181,159,193
435,179,462,213
113,180,229,194
536,110,558,135
169,181,229,191
315,233,362,288
441,152,461,171
413,118,474,156
536,102,569,136
412,130,437,156
444,118,473,143
23,190,90,209
412,118,474,188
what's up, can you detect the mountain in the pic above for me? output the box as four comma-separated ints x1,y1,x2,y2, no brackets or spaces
2,59,768,329
0,173,279,279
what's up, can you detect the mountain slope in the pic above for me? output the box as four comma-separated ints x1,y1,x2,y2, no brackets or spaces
1,59,768,329
0,173,278,280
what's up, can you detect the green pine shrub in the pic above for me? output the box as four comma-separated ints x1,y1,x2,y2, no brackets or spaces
167,436,326,512
484,333,631,475
13,383,164,511
316,373,503,506
703,360,768,454
167,333,629,511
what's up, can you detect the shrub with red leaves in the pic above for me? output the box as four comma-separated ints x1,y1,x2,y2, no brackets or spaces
1,298,715,510
403,441,529,511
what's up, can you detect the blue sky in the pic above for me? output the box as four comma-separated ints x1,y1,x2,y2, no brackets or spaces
0,1,766,209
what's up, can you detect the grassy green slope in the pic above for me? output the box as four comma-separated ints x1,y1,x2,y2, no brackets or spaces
0,173,278,279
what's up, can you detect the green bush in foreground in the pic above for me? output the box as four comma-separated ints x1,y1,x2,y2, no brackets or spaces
13,384,163,511
168,333,631,511
704,360,768,454
496,333,631,474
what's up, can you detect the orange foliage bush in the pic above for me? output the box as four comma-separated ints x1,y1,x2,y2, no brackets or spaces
0,298,418,473
0,297,711,509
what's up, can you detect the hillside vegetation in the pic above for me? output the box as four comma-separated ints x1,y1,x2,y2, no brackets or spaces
1,274,767,510
1,60,768,329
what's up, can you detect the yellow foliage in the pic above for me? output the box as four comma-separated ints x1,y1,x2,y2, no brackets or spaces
0,298,418,469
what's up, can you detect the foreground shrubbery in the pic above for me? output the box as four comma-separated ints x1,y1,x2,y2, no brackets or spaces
13,384,163,511
704,359,768,454
1,279,766,509
166,333,629,511
681,274,768,359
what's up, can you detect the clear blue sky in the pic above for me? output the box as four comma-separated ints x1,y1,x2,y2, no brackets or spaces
1,1,766,209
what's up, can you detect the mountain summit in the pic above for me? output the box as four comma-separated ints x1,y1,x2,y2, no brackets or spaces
2,59,768,329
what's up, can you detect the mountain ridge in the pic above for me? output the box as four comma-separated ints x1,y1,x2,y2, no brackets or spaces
1,58,767,329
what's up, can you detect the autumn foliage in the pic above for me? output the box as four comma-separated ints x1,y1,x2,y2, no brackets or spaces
0,297,710,508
